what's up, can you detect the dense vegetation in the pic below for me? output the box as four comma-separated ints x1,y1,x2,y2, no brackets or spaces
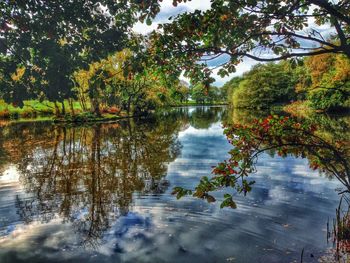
0,1,349,120
223,54,350,111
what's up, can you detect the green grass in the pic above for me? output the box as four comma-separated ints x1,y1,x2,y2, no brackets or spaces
0,99,85,119
0,99,229,123
0,99,135,124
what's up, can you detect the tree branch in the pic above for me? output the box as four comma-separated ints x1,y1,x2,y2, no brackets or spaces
310,0,350,25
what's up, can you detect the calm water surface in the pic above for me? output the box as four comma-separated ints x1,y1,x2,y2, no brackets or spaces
0,106,348,263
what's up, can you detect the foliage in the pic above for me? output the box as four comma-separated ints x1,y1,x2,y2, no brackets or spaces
169,80,190,104
223,53,350,111
74,49,176,116
143,0,350,84
221,76,243,104
1,0,349,117
0,1,144,107
190,83,221,104
301,54,350,111
231,62,297,108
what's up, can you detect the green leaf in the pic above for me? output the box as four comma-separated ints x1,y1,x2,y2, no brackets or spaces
146,17,152,26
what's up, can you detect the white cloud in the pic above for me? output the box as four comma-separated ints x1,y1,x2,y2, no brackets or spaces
178,122,224,138
212,57,259,86
133,0,211,34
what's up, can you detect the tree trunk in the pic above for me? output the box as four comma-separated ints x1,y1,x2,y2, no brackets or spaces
91,98,101,117
78,94,86,112
54,102,61,117
126,99,131,116
61,101,66,116
69,99,75,117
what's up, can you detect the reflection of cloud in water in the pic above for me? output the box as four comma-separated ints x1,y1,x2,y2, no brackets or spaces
0,165,20,185
0,108,347,263
178,122,224,138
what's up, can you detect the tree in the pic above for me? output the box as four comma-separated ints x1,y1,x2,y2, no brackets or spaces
231,62,297,108
143,0,350,83
302,53,350,110
220,76,243,103
74,48,173,116
170,80,190,104
0,1,141,107
190,84,208,104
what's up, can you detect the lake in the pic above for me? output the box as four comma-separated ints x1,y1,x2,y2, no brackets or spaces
0,106,349,263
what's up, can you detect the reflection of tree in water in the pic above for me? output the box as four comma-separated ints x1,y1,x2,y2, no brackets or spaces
189,106,225,129
0,115,185,245
175,109,350,259
227,109,349,187
175,112,349,200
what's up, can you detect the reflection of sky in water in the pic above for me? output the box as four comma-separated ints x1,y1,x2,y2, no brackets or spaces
0,108,345,263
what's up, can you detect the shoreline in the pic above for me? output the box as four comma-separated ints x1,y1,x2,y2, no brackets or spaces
0,104,229,124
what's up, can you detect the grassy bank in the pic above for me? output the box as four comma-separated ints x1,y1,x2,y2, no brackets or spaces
0,100,84,119
283,101,315,118
283,101,350,118
0,99,229,123
0,100,135,124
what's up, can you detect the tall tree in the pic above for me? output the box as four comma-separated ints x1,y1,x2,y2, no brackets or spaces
0,1,139,107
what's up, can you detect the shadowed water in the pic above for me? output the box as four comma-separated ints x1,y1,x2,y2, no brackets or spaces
0,106,349,263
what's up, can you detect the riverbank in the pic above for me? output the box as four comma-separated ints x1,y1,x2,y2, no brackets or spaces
0,100,228,123
283,101,350,117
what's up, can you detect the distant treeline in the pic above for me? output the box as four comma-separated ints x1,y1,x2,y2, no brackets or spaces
222,53,350,111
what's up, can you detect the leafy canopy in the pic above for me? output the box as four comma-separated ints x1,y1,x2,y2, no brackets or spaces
143,0,350,84
0,1,147,106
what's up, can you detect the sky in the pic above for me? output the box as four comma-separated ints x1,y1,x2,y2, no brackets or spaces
132,0,334,87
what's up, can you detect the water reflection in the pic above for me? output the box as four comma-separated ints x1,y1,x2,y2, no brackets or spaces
0,107,226,246
227,109,350,260
185,109,349,199
0,106,349,262
0,115,187,245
